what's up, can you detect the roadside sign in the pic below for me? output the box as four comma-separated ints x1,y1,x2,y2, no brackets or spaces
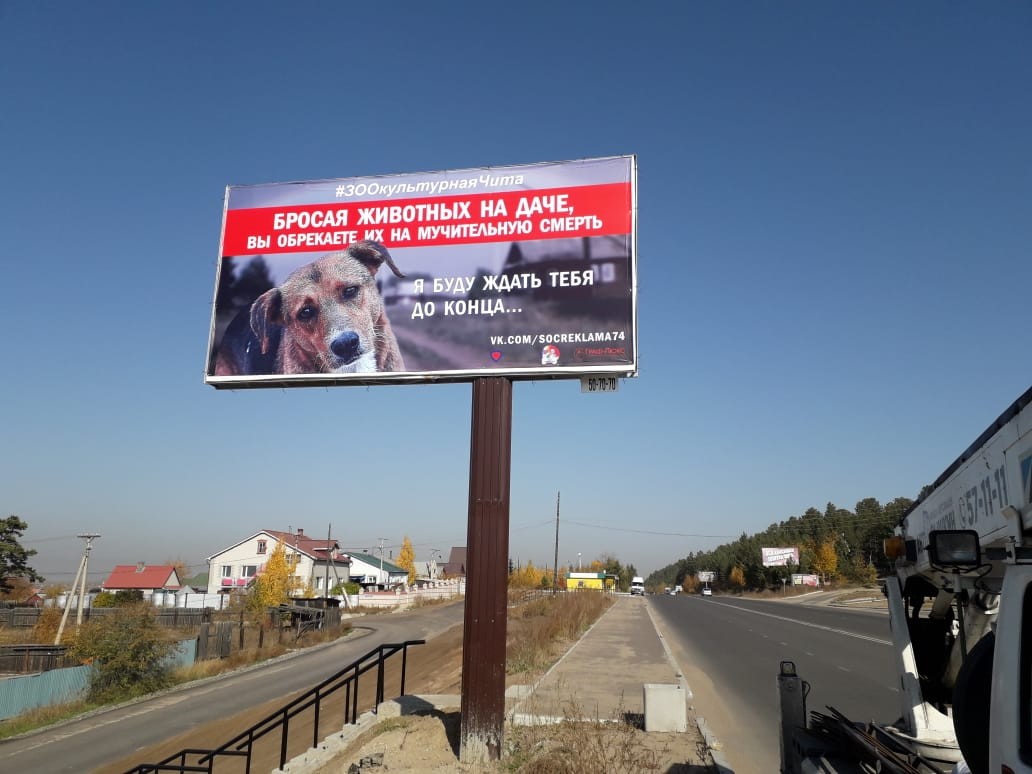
581,376,619,393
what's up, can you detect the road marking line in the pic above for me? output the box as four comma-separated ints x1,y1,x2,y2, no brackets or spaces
701,599,891,645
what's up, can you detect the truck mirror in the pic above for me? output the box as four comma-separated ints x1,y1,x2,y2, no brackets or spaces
927,530,981,566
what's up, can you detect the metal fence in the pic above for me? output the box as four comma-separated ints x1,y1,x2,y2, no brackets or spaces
125,640,425,774
0,664,92,720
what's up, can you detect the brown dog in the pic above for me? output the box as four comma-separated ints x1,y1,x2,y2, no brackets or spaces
216,241,406,376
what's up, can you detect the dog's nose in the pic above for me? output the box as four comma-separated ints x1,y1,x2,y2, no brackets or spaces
330,332,361,362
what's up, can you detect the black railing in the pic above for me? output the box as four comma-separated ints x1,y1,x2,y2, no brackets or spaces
125,639,425,774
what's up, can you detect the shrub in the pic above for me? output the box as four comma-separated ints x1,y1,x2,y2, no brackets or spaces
91,591,116,608
32,605,63,642
68,605,178,702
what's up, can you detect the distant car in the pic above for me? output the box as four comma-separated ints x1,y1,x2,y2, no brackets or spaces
701,587,713,596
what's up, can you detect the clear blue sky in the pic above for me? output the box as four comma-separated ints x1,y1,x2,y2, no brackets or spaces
2,2,1029,584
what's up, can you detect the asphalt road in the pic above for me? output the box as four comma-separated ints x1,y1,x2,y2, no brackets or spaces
650,593,898,774
1,603,465,774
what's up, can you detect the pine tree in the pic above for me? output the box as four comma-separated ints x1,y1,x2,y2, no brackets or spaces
0,515,43,594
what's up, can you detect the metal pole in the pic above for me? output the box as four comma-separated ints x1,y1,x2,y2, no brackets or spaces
324,523,331,596
552,491,560,593
377,537,388,589
459,377,512,764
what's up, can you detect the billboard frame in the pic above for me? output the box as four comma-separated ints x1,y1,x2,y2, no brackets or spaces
204,155,638,390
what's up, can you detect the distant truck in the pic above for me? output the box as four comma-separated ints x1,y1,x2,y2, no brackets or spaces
780,385,1032,774
629,576,645,595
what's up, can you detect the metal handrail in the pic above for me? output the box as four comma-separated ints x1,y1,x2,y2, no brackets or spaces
125,639,425,774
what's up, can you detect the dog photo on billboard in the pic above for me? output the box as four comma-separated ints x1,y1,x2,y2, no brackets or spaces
214,240,406,376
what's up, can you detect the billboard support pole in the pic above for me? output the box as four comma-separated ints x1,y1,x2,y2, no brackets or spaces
459,377,512,763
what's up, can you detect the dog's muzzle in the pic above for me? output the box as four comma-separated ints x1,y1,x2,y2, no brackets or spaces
330,331,363,364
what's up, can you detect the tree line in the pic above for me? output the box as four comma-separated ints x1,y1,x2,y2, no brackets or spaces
508,554,639,591
648,496,912,592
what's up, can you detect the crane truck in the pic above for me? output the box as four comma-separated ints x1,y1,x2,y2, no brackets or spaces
779,385,1032,774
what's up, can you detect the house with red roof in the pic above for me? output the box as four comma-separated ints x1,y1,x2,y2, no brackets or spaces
101,563,181,595
205,528,351,596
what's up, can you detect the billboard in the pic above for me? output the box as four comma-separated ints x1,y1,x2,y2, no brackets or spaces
791,573,820,587
205,156,637,388
761,547,800,567
696,571,716,583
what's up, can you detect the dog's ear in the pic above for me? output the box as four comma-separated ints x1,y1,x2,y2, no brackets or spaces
347,240,406,279
250,289,283,355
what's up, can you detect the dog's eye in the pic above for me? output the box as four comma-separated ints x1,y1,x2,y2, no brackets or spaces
297,305,317,321
340,286,359,301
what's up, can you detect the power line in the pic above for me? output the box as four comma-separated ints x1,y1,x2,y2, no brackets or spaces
563,520,737,538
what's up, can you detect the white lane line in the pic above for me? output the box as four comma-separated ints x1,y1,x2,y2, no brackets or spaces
704,599,891,646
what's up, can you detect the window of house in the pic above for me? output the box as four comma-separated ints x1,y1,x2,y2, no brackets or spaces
241,565,258,579
221,565,233,578
257,540,267,555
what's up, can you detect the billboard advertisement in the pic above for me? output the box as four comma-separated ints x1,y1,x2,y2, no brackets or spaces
761,547,800,567
205,156,637,388
791,573,820,587
696,571,716,583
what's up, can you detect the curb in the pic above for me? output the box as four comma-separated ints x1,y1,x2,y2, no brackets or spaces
696,716,734,774
645,600,735,773
274,694,461,773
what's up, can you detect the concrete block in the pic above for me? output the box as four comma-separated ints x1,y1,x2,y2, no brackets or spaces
643,683,687,733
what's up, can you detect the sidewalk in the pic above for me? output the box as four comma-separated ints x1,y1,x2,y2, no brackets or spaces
511,594,687,723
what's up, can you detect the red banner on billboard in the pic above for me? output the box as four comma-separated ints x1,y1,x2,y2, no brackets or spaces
223,183,631,255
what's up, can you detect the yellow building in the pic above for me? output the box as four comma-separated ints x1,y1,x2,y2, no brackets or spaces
564,572,618,591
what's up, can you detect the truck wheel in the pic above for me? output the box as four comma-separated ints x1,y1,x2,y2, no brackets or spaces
952,630,993,774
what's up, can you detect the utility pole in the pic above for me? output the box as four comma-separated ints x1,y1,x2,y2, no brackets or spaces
552,491,560,593
377,537,388,589
55,533,100,645
323,523,332,597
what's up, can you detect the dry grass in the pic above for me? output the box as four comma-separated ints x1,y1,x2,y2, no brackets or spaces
410,593,461,609
0,699,102,740
507,592,612,675
171,641,291,682
504,717,669,773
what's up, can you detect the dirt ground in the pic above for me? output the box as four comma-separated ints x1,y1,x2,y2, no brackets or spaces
327,709,713,773
312,618,713,774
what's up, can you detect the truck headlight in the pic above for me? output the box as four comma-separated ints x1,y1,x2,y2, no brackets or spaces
928,530,981,566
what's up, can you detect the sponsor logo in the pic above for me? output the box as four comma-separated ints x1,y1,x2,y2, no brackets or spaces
541,345,560,365
574,346,627,361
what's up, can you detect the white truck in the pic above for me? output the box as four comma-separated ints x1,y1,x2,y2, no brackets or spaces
779,385,1032,774
630,576,645,596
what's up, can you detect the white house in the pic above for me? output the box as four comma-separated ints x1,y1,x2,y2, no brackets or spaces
345,552,408,590
206,528,349,596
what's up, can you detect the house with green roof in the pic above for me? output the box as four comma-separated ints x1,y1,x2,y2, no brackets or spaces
345,551,409,590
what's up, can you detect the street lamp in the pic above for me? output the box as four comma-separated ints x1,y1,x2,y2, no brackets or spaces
577,552,582,571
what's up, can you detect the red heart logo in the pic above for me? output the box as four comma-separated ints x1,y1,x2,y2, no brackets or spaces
491,351,502,361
